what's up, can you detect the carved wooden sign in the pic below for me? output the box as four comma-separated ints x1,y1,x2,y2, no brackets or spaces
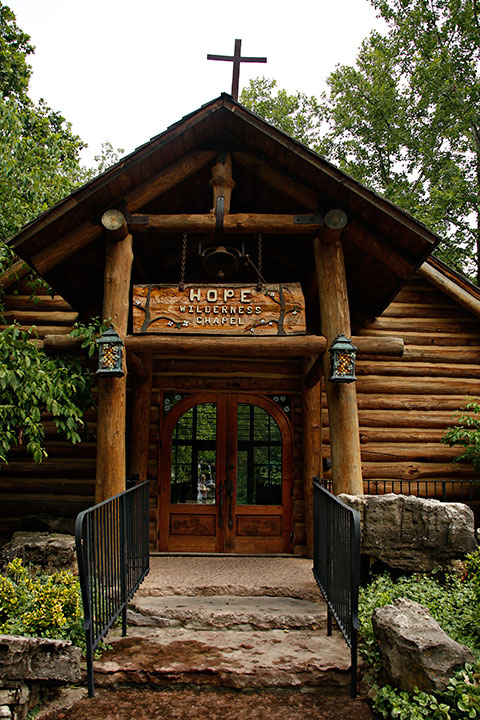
132,283,306,336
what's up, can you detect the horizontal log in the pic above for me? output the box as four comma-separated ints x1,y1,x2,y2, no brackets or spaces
0,260,29,289
403,346,480,363
0,459,95,476
0,325,72,339
356,395,475,411
356,376,480,395
3,295,73,311
44,333,326,358
419,261,480,318
130,213,323,234
0,479,94,495
127,334,326,357
1,310,78,325
358,428,448,443
382,302,468,319
359,444,460,462
356,329,480,345
357,410,459,428
303,335,404,388
361,461,476,480
366,316,480,333
356,360,480,379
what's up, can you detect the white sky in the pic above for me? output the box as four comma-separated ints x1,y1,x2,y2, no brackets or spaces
8,0,385,166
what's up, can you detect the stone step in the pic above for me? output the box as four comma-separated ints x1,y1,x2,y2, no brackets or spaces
94,627,352,691
128,595,328,631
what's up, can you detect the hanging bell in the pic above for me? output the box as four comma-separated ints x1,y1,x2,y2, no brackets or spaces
202,245,240,278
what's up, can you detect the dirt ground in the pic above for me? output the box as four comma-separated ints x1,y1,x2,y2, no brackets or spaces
40,687,376,720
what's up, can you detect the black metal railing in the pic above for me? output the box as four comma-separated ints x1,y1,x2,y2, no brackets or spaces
75,481,150,697
321,477,480,525
312,480,361,698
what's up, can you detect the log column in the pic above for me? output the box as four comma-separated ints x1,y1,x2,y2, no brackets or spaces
95,211,133,503
302,356,322,557
314,213,363,496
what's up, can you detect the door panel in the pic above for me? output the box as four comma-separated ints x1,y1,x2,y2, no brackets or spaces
158,392,292,553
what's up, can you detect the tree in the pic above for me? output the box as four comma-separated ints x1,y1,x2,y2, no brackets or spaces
0,3,99,462
240,0,480,282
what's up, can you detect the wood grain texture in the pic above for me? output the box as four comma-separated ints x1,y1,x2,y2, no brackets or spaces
132,283,306,336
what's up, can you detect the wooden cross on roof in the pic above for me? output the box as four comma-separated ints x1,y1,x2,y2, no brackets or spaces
207,39,267,101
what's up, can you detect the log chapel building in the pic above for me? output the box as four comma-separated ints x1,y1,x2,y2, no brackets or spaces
2,94,480,555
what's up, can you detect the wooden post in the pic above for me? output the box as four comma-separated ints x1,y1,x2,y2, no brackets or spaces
210,153,235,214
302,357,322,557
95,215,133,504
314,225,363,496
128,352,153,483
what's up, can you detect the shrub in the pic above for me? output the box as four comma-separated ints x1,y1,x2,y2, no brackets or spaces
360,569,480,718
0,557,84,649
441,399,480,471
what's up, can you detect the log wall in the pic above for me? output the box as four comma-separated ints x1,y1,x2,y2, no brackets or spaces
0,282,93,542
324,273,480,516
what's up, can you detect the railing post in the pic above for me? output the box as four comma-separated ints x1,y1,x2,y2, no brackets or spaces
75,482,150,697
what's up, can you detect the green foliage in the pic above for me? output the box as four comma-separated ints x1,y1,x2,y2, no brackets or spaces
0,2,33,100
0,324,93,462
464,548,480,602
240,77,323,148
70,316,112,358
0,557,84,649
241,0,480,280
441,399,480,471
360,570,480,718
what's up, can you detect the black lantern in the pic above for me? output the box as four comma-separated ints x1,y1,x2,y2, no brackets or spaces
329,334,357,383
97,327,124,378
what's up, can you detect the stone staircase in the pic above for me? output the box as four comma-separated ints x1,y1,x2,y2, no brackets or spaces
92,556,352,694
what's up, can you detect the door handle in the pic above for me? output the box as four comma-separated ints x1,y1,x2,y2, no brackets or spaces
227,478,234,530
218,482,224,530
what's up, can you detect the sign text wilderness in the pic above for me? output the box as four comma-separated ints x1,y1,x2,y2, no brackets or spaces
132,284,306,336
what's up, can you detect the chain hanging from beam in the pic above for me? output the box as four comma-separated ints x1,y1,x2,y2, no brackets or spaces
179,232,187,291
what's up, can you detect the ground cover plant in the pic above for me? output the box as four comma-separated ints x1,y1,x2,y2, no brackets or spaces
359,550,480,718
0,556,84,650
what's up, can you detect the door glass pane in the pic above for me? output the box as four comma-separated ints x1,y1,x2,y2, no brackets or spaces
236,404,282,506
170,403,217,504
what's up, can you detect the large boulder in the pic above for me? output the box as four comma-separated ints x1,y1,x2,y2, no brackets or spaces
339,494,477,571
0,635,81,684
372,598,475,692
1,532,77,574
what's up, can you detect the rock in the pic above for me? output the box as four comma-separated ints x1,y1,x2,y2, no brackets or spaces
372,598,475,692
1,532,77,574
339,494,477,571
20,514,75,536
0,636,81,684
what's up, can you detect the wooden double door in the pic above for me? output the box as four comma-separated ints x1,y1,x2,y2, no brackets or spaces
157,392,293,553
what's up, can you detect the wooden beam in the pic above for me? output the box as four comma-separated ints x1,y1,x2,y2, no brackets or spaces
232,151,318,209
43,333,327,358
32,223,103,275
124,334,326,357
302,357,322,558
419,261,480,318
314,233,363,496
101,209,129,241
345,219,414,278
124,150,216,212
210,153,235,214
29,151,216,275
129,352,153,483
95,230,133,504
130,213,324,234
0,260,29,289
